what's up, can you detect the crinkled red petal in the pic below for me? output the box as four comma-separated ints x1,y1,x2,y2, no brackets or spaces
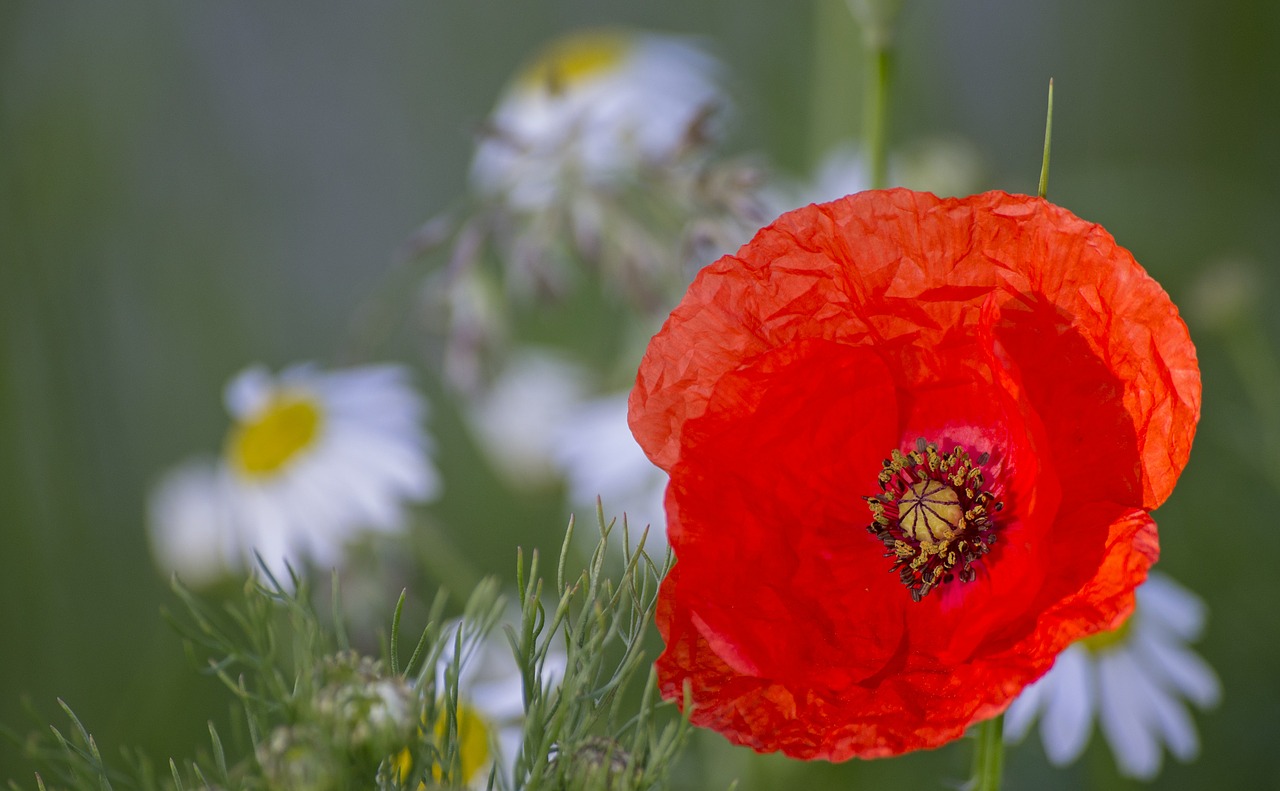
631,190,1199,758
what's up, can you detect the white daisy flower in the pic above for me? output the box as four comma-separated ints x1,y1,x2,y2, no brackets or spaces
552,391,669,543
1004,572,1221,780
395,617,566,790
465,350,588,489
470,28,727,212
461,348,667,539
148,363,439,584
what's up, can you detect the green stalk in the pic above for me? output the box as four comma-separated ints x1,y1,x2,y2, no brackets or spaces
1038,79,1054,199
847,0,901,189
865,43,892,189
970,714,1005,791
809,0,860,170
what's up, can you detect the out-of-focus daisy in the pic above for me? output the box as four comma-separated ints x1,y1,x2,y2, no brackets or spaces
461,347,667,537
465,349,587,489
395,617,567,789
552,391,668,542
148,363,439,584
799,142,868,206
470,28,727,211
1004,572,1221,780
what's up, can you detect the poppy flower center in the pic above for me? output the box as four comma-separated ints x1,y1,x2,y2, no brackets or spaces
865,438,1003,602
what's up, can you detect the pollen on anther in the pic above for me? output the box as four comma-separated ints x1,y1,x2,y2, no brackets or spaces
862,438,1004,602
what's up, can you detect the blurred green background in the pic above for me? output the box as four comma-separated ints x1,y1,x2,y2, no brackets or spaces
3,0,1279,787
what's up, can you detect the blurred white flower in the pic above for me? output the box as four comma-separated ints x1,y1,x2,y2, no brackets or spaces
553,391,668,542
759,142,867,218
1004,572,1221,780
411,617,567,790
461,348,667,538
767,137,982,215
471,28,727,211
148,363,438,584
803,143,869,206
1188,256,1260,333
465,350,588,489
893,135,984,198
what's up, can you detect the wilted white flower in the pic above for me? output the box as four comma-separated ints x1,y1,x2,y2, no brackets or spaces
553,391,668,542
1004,572,1220,780
314,652,416,753
419,30,768,391
148,363,438,584
470,28,727,211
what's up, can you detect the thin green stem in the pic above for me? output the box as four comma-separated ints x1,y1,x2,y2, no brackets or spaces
1038,79,1054,199
970,713,1005,791
809,0,860,170
865,44,892,189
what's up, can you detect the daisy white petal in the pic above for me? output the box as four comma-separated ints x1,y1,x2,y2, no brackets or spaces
1140,667,1200,762
1138,629,1222,709
147,460,240,586
1002,671,1047,743
1138,571,1208,641
223,363,275,419
1097,649,1164,780
1039,645,1095,766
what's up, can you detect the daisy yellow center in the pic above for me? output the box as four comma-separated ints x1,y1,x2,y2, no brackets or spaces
521,31,631,94
432,702,493,784
392,703,494,788
865,438,1004,602
228,395,323,477
1081,616,1134,653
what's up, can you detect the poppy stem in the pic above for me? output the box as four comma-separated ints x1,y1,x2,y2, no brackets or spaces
865,43,892,190
846,0,901,189
970,713,1005,791
1038,78,1054,199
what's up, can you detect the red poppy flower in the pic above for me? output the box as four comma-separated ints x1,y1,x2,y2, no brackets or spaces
628,189,1200,760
